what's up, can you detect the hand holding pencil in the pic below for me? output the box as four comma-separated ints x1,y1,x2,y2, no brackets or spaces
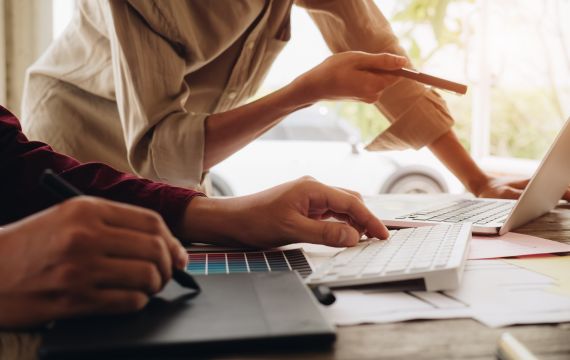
376,67,468,95
293,51,467,109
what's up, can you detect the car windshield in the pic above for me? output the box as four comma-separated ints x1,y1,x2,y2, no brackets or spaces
260,106,361,142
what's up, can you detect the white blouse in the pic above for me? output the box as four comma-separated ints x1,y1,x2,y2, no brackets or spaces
21,0,453,188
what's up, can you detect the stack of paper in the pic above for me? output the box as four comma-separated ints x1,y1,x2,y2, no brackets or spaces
326,258,570,327
505,256,570,297
448,258,570,327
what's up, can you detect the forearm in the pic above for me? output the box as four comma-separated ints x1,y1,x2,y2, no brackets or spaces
0,107,201,229
428,130,489,196
203,52,409,170
203,82,315,170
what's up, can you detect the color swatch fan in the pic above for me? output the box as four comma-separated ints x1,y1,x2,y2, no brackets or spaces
186,248,312,278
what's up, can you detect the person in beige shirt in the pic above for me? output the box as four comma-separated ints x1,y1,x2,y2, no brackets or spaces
22,0,530,198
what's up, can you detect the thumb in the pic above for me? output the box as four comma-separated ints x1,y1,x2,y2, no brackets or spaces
169,238,189,270
563,188,570,202
358,53,408,71
295,217,361,247
503,187,524,200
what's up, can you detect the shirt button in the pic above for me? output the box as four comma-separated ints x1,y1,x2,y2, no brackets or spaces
228,91,237,100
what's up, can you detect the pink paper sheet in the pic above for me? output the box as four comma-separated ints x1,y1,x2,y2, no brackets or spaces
469,232,570,260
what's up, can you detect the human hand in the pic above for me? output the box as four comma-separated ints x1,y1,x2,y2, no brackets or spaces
292,51,408,104
0,197,188,328
182,177,389,248
477,177,570,200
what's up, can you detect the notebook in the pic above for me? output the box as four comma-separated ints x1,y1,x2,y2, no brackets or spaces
39,272,335,359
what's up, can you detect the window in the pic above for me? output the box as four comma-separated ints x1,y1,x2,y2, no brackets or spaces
260,0,570,174
2,0,54,113
53,0,74,38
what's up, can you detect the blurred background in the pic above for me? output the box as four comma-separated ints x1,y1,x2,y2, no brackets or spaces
2,0,569,196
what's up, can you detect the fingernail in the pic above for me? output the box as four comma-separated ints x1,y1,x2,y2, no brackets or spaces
338,228,350,246
178,248,188,269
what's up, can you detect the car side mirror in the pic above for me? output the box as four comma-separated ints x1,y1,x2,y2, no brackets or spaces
350,142,360,155
349,135,361,155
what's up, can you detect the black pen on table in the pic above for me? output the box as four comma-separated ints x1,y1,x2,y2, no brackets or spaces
40,169,201,293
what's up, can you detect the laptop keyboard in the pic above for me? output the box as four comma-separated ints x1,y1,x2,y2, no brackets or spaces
306,223,471,291
396,199,514,225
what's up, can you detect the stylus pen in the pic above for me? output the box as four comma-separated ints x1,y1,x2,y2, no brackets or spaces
40,169,201,293
310,285,336,306
376,68,468,95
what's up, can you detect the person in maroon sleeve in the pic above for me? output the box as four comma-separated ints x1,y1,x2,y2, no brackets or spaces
0,106,389,329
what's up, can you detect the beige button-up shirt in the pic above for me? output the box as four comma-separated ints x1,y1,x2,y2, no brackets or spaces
22,0,453,188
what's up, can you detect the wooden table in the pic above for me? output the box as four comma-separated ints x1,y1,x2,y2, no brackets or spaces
2,206,570,360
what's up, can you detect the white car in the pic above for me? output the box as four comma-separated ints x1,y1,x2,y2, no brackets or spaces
210,105,463,196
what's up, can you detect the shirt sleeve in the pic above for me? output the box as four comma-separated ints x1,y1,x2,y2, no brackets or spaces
0,106,203,229
295,0,454,150
101,0,209,187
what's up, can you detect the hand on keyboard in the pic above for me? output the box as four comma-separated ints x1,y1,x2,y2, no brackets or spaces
203,177,390,248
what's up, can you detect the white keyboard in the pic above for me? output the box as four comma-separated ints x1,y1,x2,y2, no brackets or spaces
306,223,472,291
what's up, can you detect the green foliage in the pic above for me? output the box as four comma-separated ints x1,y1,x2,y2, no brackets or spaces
489,89,564,159
390,0,472,65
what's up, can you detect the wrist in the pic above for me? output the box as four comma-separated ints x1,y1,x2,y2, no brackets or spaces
427,130,490,197
467,173,491,197
179,197,242,246
287,74,322,109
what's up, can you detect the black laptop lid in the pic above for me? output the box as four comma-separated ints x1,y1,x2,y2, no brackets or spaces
39,272,335,359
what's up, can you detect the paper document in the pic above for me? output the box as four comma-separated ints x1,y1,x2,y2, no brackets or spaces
446,260,570,327
328,289,471,326
324,259,570,328
505,255,570,297
469,232,570,260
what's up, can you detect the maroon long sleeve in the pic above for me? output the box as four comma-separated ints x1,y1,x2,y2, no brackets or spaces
0,106,202,229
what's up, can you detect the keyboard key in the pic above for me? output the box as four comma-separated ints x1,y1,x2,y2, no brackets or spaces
338,267,361,278
411,261,432,271
362,264,385,275
385,262,408,273
331,247,362,265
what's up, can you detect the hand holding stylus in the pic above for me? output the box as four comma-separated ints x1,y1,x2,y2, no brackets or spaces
40,169,200,293
0,195,191,328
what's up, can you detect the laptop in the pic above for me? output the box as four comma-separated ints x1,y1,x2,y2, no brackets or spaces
39,272,335,359
371,117,570,235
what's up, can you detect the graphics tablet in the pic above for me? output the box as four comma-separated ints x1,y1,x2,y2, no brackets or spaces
39,272,335,359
